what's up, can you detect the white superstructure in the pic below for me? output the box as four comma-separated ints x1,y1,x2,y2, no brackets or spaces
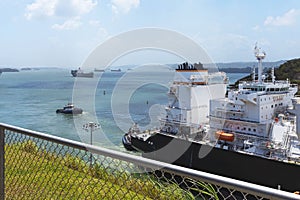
161,62,227,136
208,45,300,162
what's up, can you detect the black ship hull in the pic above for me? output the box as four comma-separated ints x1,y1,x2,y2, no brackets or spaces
122,134,136,151
56,108,83,114
131,133,300,192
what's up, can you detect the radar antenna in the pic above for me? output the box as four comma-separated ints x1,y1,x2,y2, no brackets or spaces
254,43,266,83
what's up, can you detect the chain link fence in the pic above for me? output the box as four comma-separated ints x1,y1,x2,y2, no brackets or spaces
0,123,299,200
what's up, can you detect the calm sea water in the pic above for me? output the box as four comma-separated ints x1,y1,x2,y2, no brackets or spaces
0,68,248,151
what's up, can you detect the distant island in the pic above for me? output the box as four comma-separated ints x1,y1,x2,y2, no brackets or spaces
217,60,285,73
166,60,285,73
0,68,19,72
219,67,252,73
20,67,32,71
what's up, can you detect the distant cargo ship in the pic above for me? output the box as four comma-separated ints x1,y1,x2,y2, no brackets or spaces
71,68,94,78
94,68,105,72
111,69,121,72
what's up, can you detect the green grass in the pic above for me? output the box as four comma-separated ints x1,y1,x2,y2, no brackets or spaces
4,140,195,200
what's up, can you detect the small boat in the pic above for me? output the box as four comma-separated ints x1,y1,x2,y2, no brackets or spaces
56,103,83,114
71,68,94,78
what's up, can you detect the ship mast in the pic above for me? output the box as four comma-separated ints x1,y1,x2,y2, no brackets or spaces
271,66,275,83
254,44,266,84
252,65,256,82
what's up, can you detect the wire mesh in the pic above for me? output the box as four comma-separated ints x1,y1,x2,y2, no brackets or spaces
1,126,299,200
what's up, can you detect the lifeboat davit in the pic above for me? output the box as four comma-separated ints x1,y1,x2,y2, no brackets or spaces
215,131,235,142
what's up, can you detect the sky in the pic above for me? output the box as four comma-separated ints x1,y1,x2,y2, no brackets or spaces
1,0,300,67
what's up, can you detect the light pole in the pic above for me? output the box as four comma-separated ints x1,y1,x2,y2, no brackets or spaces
82,122,100,166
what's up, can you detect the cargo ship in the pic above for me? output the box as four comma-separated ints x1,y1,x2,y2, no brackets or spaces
123,46,300,192
71,68,94,78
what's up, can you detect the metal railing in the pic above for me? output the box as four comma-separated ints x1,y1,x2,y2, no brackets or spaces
0,123,300,200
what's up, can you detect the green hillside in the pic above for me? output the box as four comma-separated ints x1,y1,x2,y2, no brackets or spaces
274,58,300,84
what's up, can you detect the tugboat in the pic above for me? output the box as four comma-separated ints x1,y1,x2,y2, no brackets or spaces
124,46,300,192
56,103,83,114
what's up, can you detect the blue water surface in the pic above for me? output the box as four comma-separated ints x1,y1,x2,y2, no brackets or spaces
0,68,248,150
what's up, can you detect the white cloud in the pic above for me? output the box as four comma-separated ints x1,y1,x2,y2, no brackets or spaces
55,0,98,17
111,0,139,14
25,0,97,20
25,0,56,20
52,17,81,30
264,9,299,26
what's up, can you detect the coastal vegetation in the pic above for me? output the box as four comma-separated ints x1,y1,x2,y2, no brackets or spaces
5,140,218,199
274,58,300,85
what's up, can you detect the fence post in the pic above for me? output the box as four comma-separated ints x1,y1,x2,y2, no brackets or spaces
0,126,4,200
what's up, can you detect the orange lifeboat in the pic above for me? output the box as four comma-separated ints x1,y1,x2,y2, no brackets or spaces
215,131,235,142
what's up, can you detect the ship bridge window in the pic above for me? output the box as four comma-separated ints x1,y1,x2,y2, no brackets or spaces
271,105,274,108
253,129,256,132
280,88,288,91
